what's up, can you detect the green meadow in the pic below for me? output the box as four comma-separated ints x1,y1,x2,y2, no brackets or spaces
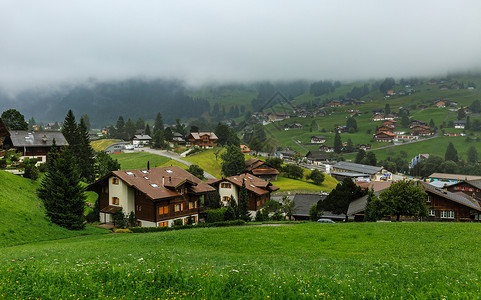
2,223,481,299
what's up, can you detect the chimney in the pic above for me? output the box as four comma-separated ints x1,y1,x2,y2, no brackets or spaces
162,176,164,186
147,161,150,171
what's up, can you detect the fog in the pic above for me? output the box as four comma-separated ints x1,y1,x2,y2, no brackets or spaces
1,0,481,93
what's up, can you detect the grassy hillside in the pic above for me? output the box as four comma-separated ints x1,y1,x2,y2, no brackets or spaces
0,171,107,248
111,152,175,170
90,139,121,152
2,222,481,298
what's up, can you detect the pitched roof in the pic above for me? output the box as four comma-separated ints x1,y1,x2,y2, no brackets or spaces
245,158,264,171
209,173,279,195
252,168,279,176
188,132,218,140
421,182,481,211
7,130,68,147
332,161,382,175
292,194,325,217
356,181,392,192
132,135,152,140
90,166,215,200
347,189,385,216
428,173,481,181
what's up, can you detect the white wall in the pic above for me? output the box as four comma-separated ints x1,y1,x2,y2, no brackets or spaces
218,181,239,204
109,176,135,214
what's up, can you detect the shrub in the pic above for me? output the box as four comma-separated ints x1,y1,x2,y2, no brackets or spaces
0,159,7,168
130,226,173,233
206,207,226,223
172,219,183,227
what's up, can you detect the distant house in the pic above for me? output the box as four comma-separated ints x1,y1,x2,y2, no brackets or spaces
290,194,345,221
268,112,290,123
428,173,481,183
371,114,384,122
435,100,446,108
359,144,371,150
208,174,279,211
310,135,326,144
347,183,392,221
377,125,394,133
172,132,186,144
240,145,251,153
87,166,215,227
373,132,396,142
334,125,347,133
410,125,431,136
186,131,218,148
244,158,279,181
319,145,334,152
131,134,152,147
382,120,397,126
305,150,336,164
330,161,392,182
3,130,68,165
328,100,343,107
454,120,466,129
284,123,303,130
410,120,427,127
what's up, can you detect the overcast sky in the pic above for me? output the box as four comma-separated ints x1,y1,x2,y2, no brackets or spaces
1,0,481,93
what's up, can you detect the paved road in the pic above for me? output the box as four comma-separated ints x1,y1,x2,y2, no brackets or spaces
142,148,217,179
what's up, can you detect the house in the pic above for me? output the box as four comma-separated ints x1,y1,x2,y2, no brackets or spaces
104,142,129,154
359,144,371,150
428,173,481,183
377,125,394,133
334,125,347,133
383,114,395,120
87,166,216,227
305,150,337,165
310,135,326,144
435,100,446,108
240,145,251,153
330,161,392,182
268,112,290,123
244,158,279,181
172,132,186,145
290,194,345,221
373,132,396,142
410,125,431,136
131,135,152,147
328,100,343,107
454,120,466,129
347,182,392,221
207,174,279,211
278,147,298,159
371,114,385,121
410,120,427,127
3,130,69,165
395,135,418,142
186,131,218,148
284,123,303,130
382,120,397,126
319,145,334,152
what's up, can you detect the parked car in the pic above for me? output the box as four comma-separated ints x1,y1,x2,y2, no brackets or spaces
317,218,335,223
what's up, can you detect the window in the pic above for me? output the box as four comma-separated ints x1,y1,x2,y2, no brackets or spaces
112,197,119,205
158,221,168,227
429,209,435,216
112,178,119,184
178,187,184,194
221,183,232,189
464,187,469,191
158,206,169,215
426,196,431,203
257,200,260,207
222,196,230,202
137,221,142,227
440,210,455,219
136,205,142,212
469,188,474,192
189,201,197,209
102,185,109,194
456,186,462,190
175,203,183,212
37,156,43,162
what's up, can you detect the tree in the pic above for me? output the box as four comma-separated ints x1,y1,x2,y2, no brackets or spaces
458,108,466,120
265,157,283,171
248,136,263,154
355,149,366,164
220,145,245,177
401,114,410,128
306,169,325,185
152,129,165,149
205,191,222,209
187,164,205,180
125,118,136,140
37,148,86,230
154,112,164,133
164,127,174,142
468,146,478,163
379,77,395,94
445,142,458,162
1,109,28,130
319,177,366,222
309,203,322,221
282,164,304,179
135,117,145,130
116,116,126,140
379,179,428,221
333,131,342,154
21,158,39,180
470,100,481,113
364,188,384,221
95,151,120,178
281,196,296,221
77,118,96,183
346,117,357,132
345,138,355,152
363,152,377,166
144,124,151,136
228,195,239,220
384,103,391,114
28,117,36,130
61,110,79,147
175,118,186,136
466,116,471,130
80,114,91,131
238,180,250,221
429,119,435,128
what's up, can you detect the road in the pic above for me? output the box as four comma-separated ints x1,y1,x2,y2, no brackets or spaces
142,148,217,179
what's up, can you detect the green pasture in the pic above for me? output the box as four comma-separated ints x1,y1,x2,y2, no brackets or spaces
2,223,481,298
90,139,121,152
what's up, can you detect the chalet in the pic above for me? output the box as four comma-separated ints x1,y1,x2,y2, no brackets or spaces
328,100,343,107
3,130,68,165
284,123,303,130
172,132,186,144
310,135,326,144
371,114,384,122
435,100,446,108
208,174,279,211
454,120,466,129
410,125,431,136
240,145,251,153
410,120,427,127
428,173,481,183
131,134,152,147
268,112,290,123
373,132,396,142
359,144,371,150
347,182,392,221
244,158,279,181
290,194,345,221
87,166,215,227
278,147,298,159
444,133,466,137
382,120,397,126
305,150,337,165
377,125,394,133
187,132,218,148
334,125,347,133
394,134,418,142
383,114,395,120
331,161,392,182
319,145,334,152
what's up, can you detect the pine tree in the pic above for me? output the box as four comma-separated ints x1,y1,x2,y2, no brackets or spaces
355,149,366,163
333,131,342,154
62,110,79,146
467,146,478,163
445,142,459,162
77,118,96,183
38,148,86,230
228,195,239,220
144,124,151,136
220,145,245,177
239,180,250,221
154,112,164,133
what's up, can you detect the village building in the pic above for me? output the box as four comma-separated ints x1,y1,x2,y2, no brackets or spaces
131,134,152,147
347,182,392,221
289,194,346,221
207,174,279,211
428,173,481,183
373,132,396,142
310,135,326,144
454,120,466,129
240,145,251,153
330,161,392,182
435,100,446,108
186,131,218,148
305,150,337,165
284,123,303,130
87,166,215,227
244,158,279,181
319,145,334,152
371,114,385,121
410,125,432,136
268,112,290,123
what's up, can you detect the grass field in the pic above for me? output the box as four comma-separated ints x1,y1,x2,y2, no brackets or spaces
183,149,225,178
0,171,108,248
2,222,481,298
90,139,121,152
274,174,338,193
111,152,173,170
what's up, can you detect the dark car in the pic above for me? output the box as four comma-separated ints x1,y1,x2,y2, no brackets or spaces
317,218,335,223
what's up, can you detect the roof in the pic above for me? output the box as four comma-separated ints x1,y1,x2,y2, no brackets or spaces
100,205,123,214
188,132,218,140
209,173,279,195
421,182,481,211
332,161,382,175
454,120,467,124
245,158,264,171
89,166,215,200
132,135,152,140
356,181,393,192
7,131,68,147
252,168,279,176
292,194,325,217
305,150,333,160
347,189,385,216
331,172,370,178
311,135,326,139
428,173,481,182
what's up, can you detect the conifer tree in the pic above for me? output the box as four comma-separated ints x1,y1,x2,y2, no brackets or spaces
144,124,151,136
229,195,239,220
238,180,250,221
38,148,86,230
62,110,79,146
154,112,164,134
333,131,342,154
445,142,459,162
77,118,96,183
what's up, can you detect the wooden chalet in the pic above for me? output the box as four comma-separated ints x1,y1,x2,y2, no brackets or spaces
377,125,394,133
410,125,431,136
428,173,481,183
373,132,396,142
87,166,215,227
3,130,68,164
244,158,279,181
371,114,384,121
305,150,337,165
240,144,251,153
187,131,218,148
382,120,397,126
310,135,326,144
207,174,279,211
131,134,152,147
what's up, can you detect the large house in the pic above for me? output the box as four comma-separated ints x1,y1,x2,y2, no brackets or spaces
428,173,481,183
244,158,279,181
310,135,326,144
186,131,218,148
131,134,152,147
3,130,69,165
373,132,396,142
330,161,392,182
87,166,215,227
208,174,279,211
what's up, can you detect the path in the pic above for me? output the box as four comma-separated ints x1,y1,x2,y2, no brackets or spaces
291,136,308,152
143,148,217,179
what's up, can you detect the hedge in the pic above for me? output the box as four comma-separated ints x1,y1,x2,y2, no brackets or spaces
129,220,246,233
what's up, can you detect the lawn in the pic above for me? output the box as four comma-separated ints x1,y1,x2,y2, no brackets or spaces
111,152,173,170
274,174,338,193
2,223,481,298
183,148,226,178
90,139,121,152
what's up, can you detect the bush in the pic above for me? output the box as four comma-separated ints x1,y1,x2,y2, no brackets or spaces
224,206,236,221
172,219,184,227
130,226,173,233
206,207,227,223
0,159,7,168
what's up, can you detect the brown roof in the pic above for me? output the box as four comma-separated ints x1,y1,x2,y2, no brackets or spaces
188,132,218,141
100,205,123,214
252,169,279,176
245,158,264,171
356,181,392,192
90,166,215,200
209,173,279,195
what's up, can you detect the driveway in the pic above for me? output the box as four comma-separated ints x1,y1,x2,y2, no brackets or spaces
143,148,217,179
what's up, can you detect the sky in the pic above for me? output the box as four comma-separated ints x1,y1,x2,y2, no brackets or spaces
1,0,481,93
